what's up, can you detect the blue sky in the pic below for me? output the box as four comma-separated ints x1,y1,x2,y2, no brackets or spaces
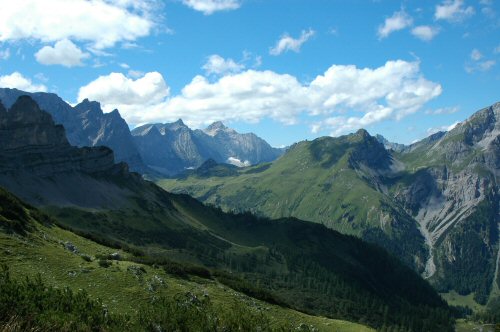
0,0,499,147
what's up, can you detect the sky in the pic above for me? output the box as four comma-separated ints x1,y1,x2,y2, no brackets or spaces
0,0,499,147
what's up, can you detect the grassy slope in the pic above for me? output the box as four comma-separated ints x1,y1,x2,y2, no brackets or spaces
45,188,455,331
158,136,427,271
160,126,500,310
0,188,371,331
160,140,382,234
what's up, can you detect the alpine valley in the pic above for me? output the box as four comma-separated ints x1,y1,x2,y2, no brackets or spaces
161,102,500,318
0,89,498,331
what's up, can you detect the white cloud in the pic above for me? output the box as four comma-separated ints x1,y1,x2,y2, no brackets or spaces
35,39,90,67
411,26,440,41
470,48,483,61
182,0,241,15
202,55,245,75
227,157,250,167
78,72,169,108
0,0,156,49
435,0,475,22
377,10,413,39
270,29,315,55
494,45,500,54
427,121,459,135
0,48,10,60
466,49,496,73
78,60,441,136
478,60,496,71
425,106,460,115
465,60,496,73
0,72,47,92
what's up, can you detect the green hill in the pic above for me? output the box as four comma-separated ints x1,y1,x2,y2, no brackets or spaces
159,130,427,271
0,186,372,331
159,102,500,310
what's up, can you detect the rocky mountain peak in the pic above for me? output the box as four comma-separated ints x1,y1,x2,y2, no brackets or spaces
375,134,407,152
173,119,185,126
75,98,102,112
144,125,162,137
204,121,233,136
0,88,146,173
166,119,188,132
348,130,392,170
8,95,53,125
0,96,68,149
354,128,370,138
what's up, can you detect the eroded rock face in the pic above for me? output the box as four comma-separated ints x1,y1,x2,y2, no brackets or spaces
0,96,123,177
0,96,139,208
0,88,146,173
394,102,500,303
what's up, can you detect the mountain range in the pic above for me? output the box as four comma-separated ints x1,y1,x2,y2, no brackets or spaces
161,101,500,307
0,95,456,331
0,88,284,176
1,89,499,329
131,120,284,175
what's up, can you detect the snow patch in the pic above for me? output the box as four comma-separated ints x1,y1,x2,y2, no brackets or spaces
227,157,250,167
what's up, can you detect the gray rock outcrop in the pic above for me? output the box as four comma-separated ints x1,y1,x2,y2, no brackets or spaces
0,88,146,173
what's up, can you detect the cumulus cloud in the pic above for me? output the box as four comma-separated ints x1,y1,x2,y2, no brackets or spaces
411,25,440,41
0,0,156,49
78,72,169,110
0,72,47,92
78,60,441,136
435,0,475,22
427,121,459,135
270,29,315,55
35,39,90,67
377,10,413,39
182,0,241,15
202,55,244,75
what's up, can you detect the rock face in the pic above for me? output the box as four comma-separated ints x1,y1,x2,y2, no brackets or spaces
394,102,500,304
132,120,284,175
0,88,146,173
0,96,135,207
375,134,407,152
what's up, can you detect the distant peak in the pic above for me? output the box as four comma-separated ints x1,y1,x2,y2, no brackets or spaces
164,119,188,132
74,98,102,113
174,119,185,126
207,121,227,130
204,121,235,136
11,95,41,113
355,128,369,135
